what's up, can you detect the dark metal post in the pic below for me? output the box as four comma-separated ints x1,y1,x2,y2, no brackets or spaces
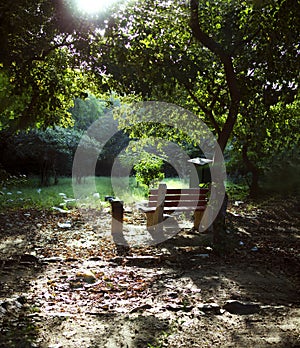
111,199,124,236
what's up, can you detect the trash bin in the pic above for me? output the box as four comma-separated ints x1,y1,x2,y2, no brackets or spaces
188,157,212,188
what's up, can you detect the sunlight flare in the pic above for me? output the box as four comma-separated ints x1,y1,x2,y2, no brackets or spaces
75,0,119,14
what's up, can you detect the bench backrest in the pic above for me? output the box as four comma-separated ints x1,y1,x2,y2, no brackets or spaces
148,186,209,209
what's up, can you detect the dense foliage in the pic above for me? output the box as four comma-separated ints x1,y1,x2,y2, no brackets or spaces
134,153,165,189
0,0,105,131
0,0,299,194
88,0,299,194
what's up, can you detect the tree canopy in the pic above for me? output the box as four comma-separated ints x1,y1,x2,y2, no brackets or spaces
86,0,299,193
90,0,299,144
0,0,299,194
0,0,108,131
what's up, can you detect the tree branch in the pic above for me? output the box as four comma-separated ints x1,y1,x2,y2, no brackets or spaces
231,27,261,55
209,84,224,110
38,36,76,60
182,82,221,136
190,0,241,151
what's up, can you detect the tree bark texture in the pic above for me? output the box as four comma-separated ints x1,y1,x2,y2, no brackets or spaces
190,0,241,153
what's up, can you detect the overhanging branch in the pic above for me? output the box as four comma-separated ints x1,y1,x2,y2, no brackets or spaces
182,82,221,135
190,0,241,151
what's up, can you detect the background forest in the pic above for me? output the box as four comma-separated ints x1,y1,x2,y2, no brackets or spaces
0,0,299,196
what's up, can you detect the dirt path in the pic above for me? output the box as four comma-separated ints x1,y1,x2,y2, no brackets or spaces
0,196,299,347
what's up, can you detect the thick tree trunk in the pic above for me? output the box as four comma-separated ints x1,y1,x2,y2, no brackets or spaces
190,0,241,253
212,192,229,255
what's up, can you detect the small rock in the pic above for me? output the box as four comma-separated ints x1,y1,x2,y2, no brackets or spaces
265,336,281,344
223,300,260,315
13,300,23,309
194,253,209,258
63,330,77,339
191,307,205,317
165,304,183,311
198,303,222,315
17,295,27,305
166,292,178,299
130,304,152,313
88,256,102,261
166,304,193,312
57,221,72,228
182,319,194,327
1,301,9,310
42,257,64,263
52,207,70,214
0,306,6,315
76,270,97,284
19,254,39,263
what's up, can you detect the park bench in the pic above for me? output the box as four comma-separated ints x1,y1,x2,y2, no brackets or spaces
106,183,210,240
139,183,210,230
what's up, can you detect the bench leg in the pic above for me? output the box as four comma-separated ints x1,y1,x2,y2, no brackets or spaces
111,200,128,245
194,210,204,230
145,210,164,240
145,212,155,229
145,206,164,227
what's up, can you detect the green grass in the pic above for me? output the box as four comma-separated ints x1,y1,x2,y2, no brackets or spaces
0,176,191,210
0,177,76,210
0,176,248,211
161,177,190,189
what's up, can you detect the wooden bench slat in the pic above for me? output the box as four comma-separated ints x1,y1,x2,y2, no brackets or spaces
150,188,209,195
164,206,206,212
140,206,206,213
148,200,207,207
149,194,207,201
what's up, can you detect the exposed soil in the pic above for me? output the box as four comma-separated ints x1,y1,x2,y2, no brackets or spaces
0,196,299,348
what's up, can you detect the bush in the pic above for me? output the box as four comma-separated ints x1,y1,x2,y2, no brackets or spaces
134,154,165,189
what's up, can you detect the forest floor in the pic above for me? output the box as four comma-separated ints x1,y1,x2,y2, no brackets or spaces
0,195,299,348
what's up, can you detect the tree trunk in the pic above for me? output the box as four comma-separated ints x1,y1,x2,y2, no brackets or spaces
242,144,260,197
40,159,50,186
190,0,241,253
212,192,229,255
190,0,241,155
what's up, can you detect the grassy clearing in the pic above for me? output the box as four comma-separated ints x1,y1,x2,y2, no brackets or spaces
0,177,75,210
0,176,248,211
0,176,192,211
